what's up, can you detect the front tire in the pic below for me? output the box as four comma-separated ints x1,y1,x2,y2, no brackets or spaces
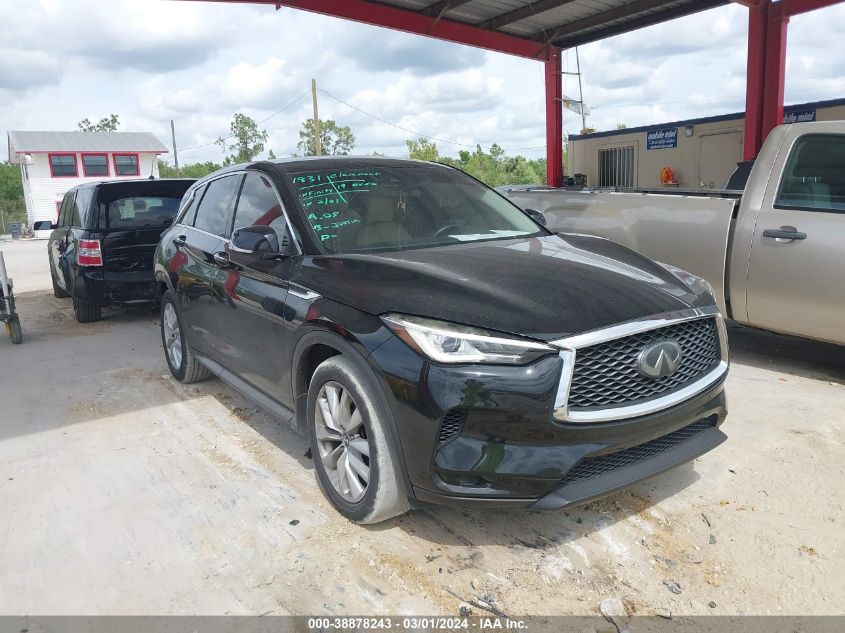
307,355,409,524
160,290,211,384
7,316,23,344
50,263,69,298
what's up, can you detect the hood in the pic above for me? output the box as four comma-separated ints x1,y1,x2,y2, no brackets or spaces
293,234,709,341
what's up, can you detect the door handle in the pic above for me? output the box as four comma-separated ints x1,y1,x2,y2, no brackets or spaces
213,251,231,267
173,234,187,247
762,228,807,241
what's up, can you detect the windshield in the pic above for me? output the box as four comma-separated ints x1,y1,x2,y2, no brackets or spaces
286,162,545,253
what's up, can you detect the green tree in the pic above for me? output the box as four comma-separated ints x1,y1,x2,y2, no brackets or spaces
158,160,223,179
406,138,440,162
409,140,546,188
0,162,27,230
267,149,277,160
78,114,120,132
216,113,268,166
297,118,355,156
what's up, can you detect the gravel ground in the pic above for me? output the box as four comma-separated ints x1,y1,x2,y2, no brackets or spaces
1,238,843,616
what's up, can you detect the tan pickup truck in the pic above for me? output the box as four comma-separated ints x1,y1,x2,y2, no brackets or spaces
504,122,845,346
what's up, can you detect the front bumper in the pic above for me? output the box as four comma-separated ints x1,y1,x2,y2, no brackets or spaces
369,334,728,509
74,269,156,306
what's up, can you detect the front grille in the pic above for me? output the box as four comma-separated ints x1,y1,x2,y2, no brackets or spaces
559,418,715,486
438,409,467,445
568,317,720,410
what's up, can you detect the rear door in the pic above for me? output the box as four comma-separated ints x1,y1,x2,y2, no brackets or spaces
173,174,241,358
214,171,297,406
745,131,845,344
50,192,75,291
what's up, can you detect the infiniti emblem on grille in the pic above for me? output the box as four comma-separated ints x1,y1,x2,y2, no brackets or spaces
637,340,682,379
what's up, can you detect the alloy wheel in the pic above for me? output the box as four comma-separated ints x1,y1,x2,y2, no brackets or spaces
163,302,183,369
314,381,371,503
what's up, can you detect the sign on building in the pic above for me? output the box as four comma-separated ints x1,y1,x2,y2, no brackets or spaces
646,127,678,150
783,109,816,124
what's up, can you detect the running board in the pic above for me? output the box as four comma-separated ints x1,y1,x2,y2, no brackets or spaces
195,353,296,429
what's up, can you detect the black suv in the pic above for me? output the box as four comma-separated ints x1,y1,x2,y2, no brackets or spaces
36,179,194,322
155,158,729,524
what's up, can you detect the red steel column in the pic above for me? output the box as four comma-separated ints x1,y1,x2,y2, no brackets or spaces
545,46,563,187
743,1,768,160
760,3,790,143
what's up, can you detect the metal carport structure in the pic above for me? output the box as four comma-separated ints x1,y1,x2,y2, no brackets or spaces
207,0,844,184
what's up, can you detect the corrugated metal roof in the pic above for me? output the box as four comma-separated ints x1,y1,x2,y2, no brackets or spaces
7,131,168,155
367,0,728,48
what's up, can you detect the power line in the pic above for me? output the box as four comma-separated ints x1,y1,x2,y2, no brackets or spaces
161,89,311,164
318,88,546,152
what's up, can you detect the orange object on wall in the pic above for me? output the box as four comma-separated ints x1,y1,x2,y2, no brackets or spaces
660,167,676,185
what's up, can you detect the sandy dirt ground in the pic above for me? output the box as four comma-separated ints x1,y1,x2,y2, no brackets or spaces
0,238,843,616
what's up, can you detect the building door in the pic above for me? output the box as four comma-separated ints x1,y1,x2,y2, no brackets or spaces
698,131,742,189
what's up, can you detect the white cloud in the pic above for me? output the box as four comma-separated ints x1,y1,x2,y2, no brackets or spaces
2,0,845,164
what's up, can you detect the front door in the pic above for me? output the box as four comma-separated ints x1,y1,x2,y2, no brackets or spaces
745,131,845,344
174,174,241,359
214,171,296,408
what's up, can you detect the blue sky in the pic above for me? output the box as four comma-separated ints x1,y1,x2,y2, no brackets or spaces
2,0,845,163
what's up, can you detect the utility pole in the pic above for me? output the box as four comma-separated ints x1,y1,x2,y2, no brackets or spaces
311,78,321,156
575,47,587,134
170,120,179,176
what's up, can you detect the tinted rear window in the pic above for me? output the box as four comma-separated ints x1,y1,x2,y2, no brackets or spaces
106,196,182,229
96,180,195,230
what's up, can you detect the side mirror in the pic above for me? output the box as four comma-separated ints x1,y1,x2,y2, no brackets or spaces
525,208,547,227
230,225,292,259
33,220,56,231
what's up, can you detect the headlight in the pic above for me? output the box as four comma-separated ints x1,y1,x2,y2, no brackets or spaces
381,313,554,365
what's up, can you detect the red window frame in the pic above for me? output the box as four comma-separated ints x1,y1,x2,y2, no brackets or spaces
48,153,78,178
81,152,110,177
112,153,140,177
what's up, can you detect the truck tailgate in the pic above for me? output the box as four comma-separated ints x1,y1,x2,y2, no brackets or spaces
506,189,737,314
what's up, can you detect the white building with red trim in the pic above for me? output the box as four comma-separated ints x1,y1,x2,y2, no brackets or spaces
7,131,168,235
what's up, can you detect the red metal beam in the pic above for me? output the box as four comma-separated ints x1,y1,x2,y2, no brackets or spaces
232,0,549,59
782,0,844,16
760,2,789,139
545,47,563,187
743,1,768,159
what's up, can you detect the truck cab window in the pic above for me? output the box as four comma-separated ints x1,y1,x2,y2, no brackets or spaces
775,134,845,212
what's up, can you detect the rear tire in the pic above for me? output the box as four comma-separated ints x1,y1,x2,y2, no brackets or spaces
50,263,69,298
307,355,409,524
72,295,102,323
160,290,211,384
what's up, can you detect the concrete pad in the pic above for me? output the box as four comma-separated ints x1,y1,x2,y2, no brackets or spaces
1,239,843,616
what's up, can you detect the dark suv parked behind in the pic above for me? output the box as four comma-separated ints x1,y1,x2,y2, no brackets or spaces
35,179,195,322
155,158,729,524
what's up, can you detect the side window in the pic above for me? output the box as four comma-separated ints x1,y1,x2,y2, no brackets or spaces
71,188,93,227
178,184,206,226
775,134,845,212
232,173,289,237
193,175,239,237
58,192,76,228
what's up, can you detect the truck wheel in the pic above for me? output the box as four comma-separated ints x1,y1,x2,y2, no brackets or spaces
8,317,23,344
72,296,102,323
160,290,211,384
307,355,410,524
50,262,69,298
